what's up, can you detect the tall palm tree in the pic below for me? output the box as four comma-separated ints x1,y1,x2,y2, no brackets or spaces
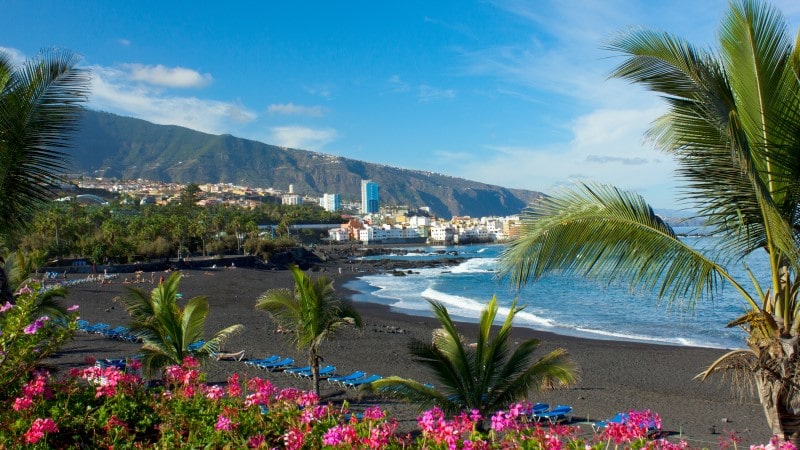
0,48,89,302
371,296,576,426
122,272,243,377
255,265,363,397
500,0,800,442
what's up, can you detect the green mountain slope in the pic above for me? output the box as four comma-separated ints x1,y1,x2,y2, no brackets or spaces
68,110,542,218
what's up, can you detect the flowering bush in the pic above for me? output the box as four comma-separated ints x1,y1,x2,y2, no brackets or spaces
0,357,793,449
0,283,78,400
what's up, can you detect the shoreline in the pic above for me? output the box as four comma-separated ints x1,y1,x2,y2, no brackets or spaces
47,266,771,445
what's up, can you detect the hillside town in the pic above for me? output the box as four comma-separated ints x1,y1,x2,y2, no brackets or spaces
67,176,524,245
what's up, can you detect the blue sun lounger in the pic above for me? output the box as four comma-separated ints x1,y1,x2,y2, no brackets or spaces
298,365,336,378
286,365,336,378
254,357,294,371
532,405,573,424
328,371,366,386
343,374,382,389
245,355,281,366
592,412,659,434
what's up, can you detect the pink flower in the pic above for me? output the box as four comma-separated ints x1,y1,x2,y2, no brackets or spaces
13,397,34,411
248,434,266,448
0,301,13,312
24,418,58,444
205,385,224,400
322,424,357,446
227,373,241,397
215,414,234,431
284,427,306,450
24,316,49,334
67,304,80,312
15,284,33,296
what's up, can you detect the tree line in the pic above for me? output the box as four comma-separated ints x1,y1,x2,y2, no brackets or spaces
10,191,345,265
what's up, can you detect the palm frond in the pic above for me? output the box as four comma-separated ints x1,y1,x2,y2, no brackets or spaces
0,48,90,236
500,182,758,310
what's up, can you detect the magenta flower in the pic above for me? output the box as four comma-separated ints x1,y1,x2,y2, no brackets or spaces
67,304,80,312
23,316,49,334
215,414,234,431
13,396,33,411
0,301,13,312
24,418,58,444
248,435,266,448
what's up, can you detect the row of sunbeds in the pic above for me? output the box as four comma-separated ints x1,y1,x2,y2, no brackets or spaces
77,320,141,343
243,355,383,389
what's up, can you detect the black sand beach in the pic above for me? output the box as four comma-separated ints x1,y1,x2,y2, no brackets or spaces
46,265,771,446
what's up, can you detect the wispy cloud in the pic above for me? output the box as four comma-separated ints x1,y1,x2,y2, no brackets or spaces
267,102,327,117
0,46,29,66
89,65,256,134
270,126,338,151
302,83,333,99
118,39,131,46
121,63,212,88
418,84,456,102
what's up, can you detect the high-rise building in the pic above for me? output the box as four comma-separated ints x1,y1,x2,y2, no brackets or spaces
361,180,379,214
320,193,341,212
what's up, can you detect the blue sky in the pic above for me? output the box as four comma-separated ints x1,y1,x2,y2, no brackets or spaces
3,1,800,209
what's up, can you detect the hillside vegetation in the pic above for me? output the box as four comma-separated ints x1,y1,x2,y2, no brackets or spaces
68,111,542,218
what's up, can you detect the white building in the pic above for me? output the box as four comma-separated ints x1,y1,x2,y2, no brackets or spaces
282,194,302,205
320,193,341,212
327,228,349,242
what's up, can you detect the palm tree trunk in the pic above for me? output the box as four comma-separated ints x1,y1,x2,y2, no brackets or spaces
754,338,800,446
311,353,321,398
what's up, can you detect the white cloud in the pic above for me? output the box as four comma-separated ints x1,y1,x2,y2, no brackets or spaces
450,103,680,208
89,65,256,134
118,39,131,46
121,63,212,88
267,102,327,117
0,46,28,66
418,84,456,102
270,126,338,151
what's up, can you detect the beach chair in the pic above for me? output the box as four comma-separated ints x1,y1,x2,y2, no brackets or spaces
96,358,128,370
284,365,312,376
526,402,550,417
294,365,336,379
592,412,659,435
591,412,628,431
328,371,366,386
343,374,382,389
245,355,281,366
86,323,111,334
187,340,205,352
100,325,130,339
212,350,246,361
77,319,91,331
532,405,573,424
254,357,294,371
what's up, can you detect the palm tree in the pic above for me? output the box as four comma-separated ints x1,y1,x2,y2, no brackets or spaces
0,48,89,302
122,272,243,377
255,264,363,397
500,0,800,442
371,296,576,427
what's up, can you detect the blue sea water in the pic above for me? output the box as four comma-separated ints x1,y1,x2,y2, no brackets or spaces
344,227,769,350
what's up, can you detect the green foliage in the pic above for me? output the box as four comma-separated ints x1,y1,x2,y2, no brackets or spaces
0,283,77,400
372,296,576,421
255,265,363,396
0,49,90,240
501,0,800,441
120,272,243,377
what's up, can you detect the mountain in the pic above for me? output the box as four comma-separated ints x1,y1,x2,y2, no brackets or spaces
67,110,543,218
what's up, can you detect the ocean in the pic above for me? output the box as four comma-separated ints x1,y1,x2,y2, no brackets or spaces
344,227,767,350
